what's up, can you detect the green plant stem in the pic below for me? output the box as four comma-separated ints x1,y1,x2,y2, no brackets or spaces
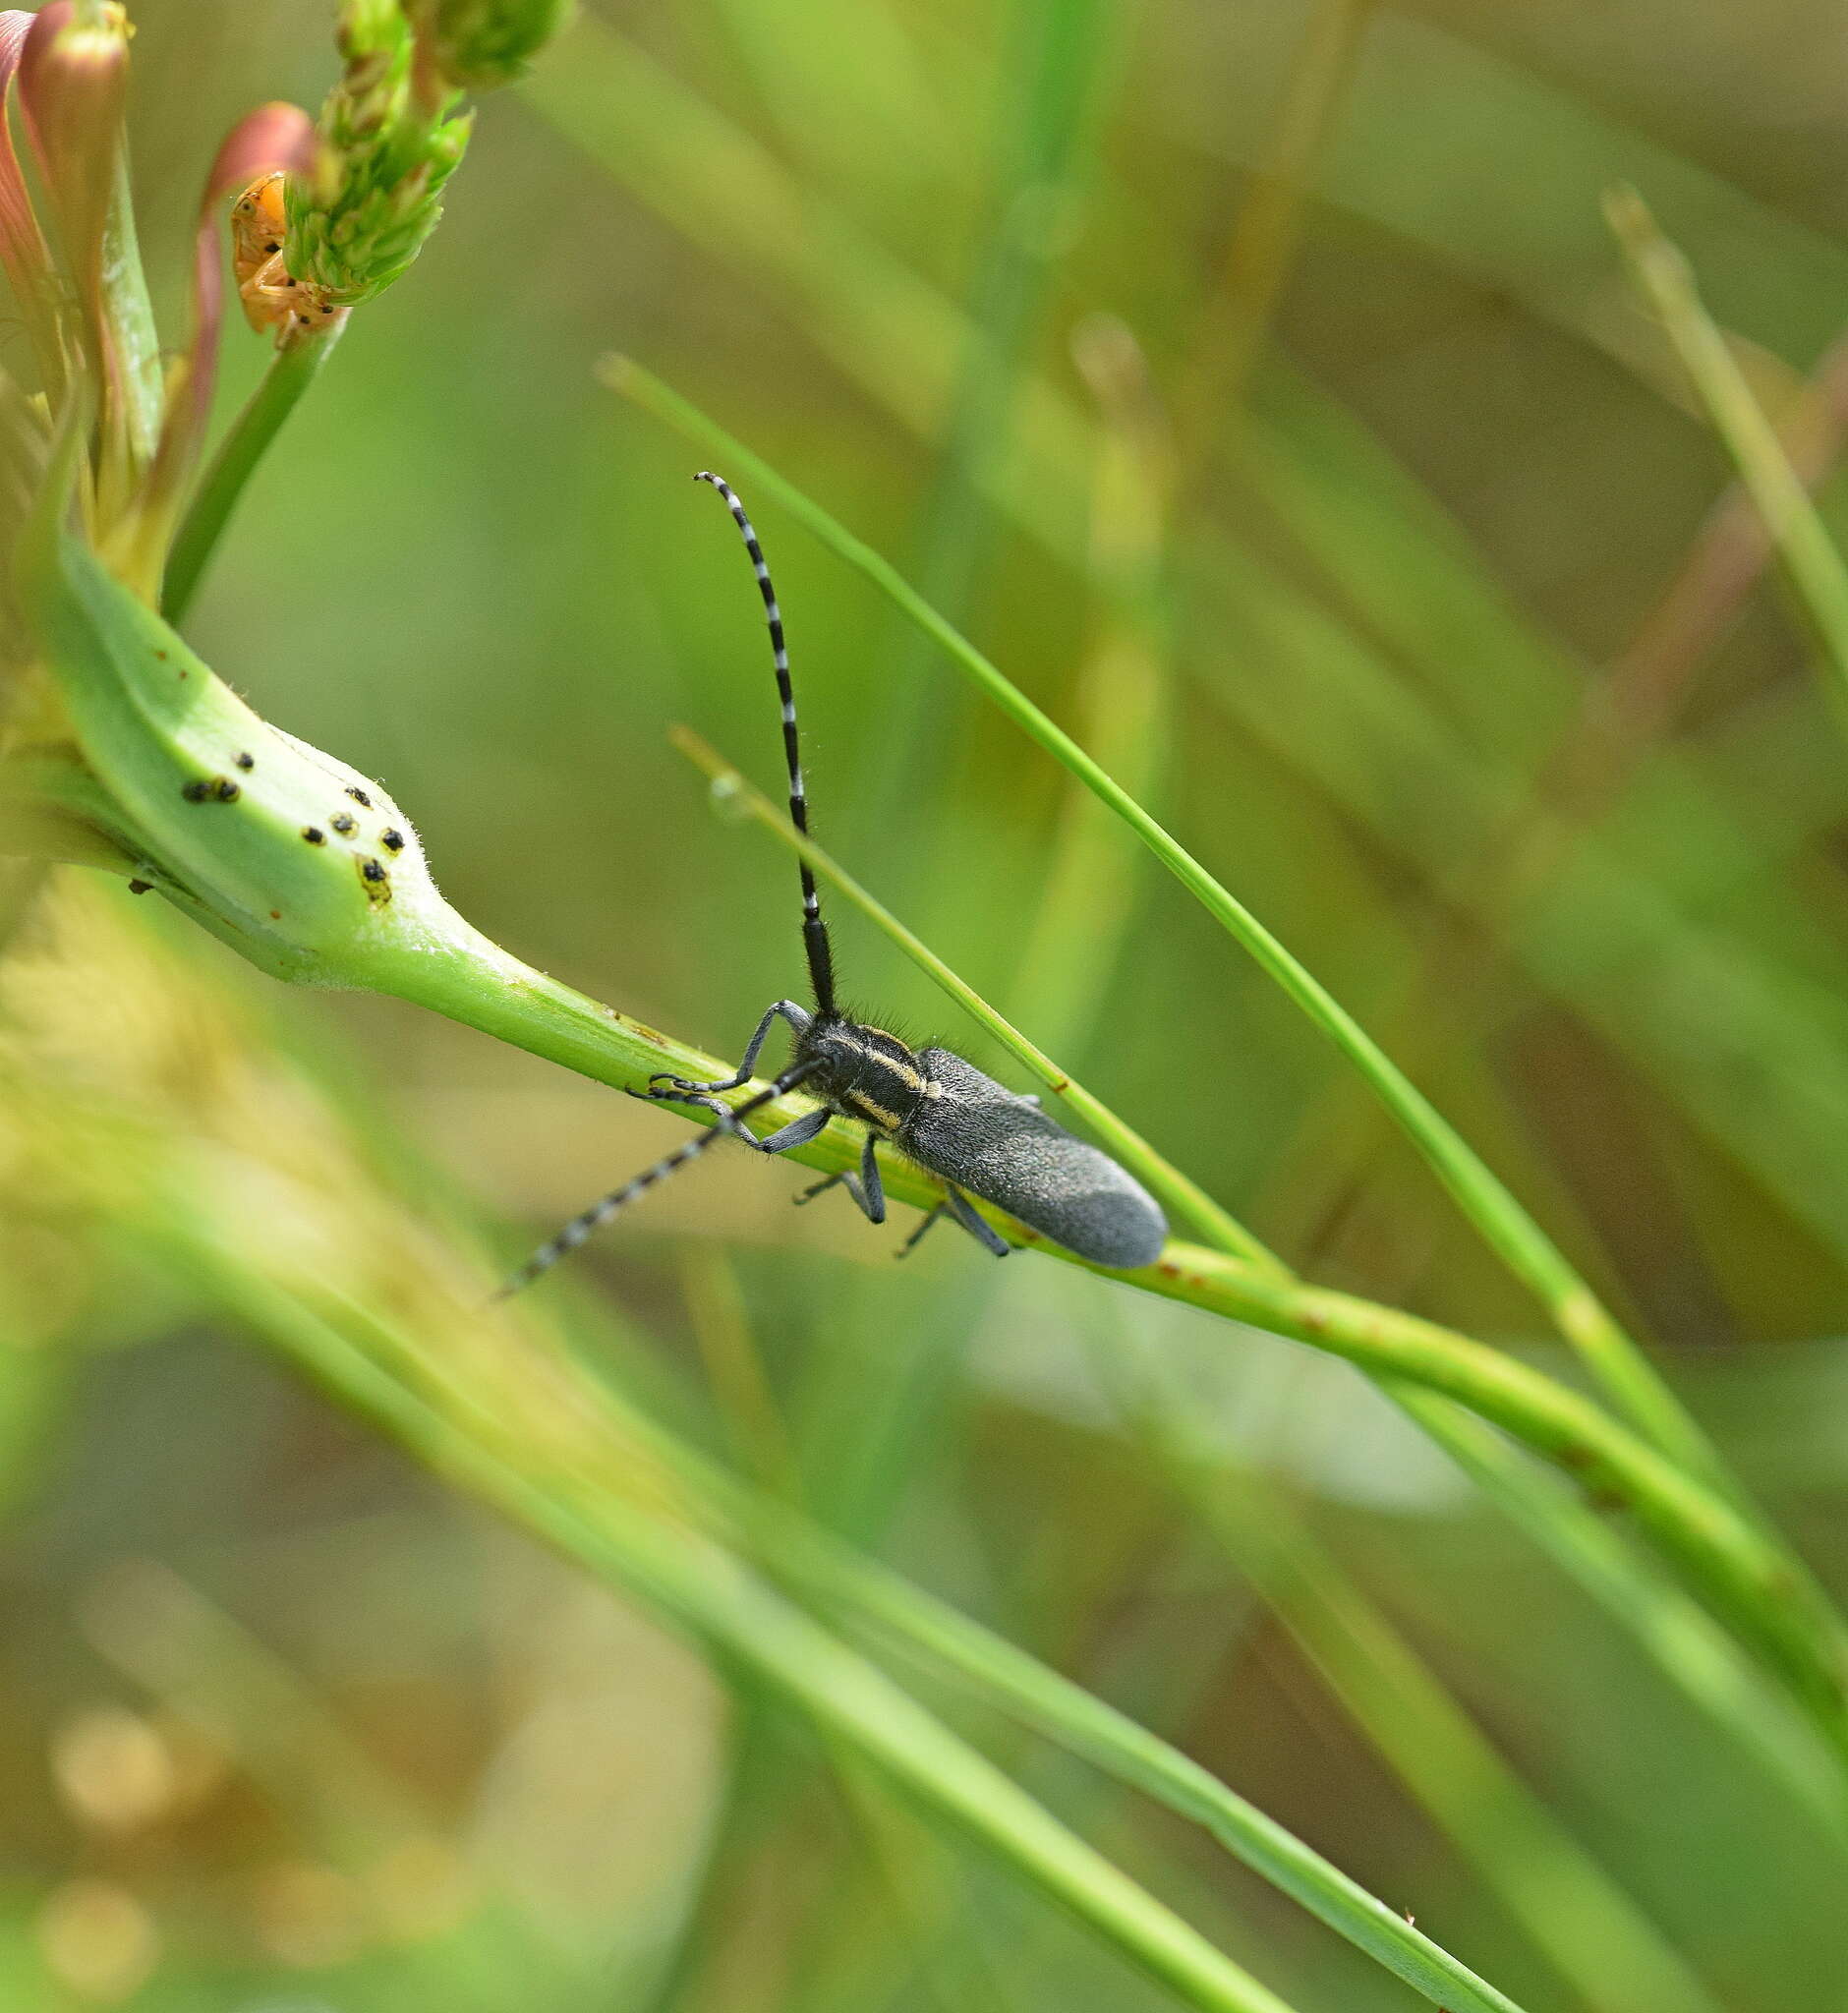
601,355,1727,1490
672,724,1278,1268
668,722,1848,1833
1163,1259,1848,1746
1608,188,1848,735
162,329,343,625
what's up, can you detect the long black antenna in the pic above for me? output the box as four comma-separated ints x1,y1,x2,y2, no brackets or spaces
495,1063,818,1296
695,472,837,1016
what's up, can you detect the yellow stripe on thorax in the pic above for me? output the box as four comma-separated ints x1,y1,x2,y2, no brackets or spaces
847,1028,926,1096
843,1090,902,1133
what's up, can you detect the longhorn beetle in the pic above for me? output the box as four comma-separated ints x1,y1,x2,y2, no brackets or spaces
500,474,1168,1294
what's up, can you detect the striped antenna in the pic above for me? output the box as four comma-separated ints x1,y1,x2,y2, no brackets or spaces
695,472,837,1015
494,1064,817,1297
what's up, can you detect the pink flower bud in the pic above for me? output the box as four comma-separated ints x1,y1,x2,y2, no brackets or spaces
17,1,129,310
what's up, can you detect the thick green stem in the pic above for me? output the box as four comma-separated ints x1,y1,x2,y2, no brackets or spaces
162,329,342,624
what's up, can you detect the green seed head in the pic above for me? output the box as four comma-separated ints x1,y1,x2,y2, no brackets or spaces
408,0,575,91
286,0,472,308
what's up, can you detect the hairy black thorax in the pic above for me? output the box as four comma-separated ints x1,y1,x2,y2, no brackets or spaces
795,1013,937,1138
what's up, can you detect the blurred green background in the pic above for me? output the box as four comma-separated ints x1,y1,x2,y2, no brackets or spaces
10,0,1848,2005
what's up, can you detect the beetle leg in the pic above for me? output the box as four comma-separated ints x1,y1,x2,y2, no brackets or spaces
896,1199,947,1257
850,1132,886,1223
898,1184,1009,1259
630,1087,760,1141
792,1131,885,1224
648,1000,810,1099
755,1104,833,1155
944,1185,1011,1257
633,1085,827,1160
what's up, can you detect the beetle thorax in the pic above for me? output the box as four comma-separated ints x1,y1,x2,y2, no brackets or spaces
798,1015,935,1136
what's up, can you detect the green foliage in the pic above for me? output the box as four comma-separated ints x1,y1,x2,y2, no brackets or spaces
9,1,1848,2008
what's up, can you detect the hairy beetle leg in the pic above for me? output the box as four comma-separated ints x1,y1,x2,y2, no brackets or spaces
645,1002,813,1104
898,1184,1010,1259
792,1133,885,1223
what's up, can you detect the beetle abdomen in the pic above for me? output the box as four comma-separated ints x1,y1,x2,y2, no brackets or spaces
898,1050,1167,1269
